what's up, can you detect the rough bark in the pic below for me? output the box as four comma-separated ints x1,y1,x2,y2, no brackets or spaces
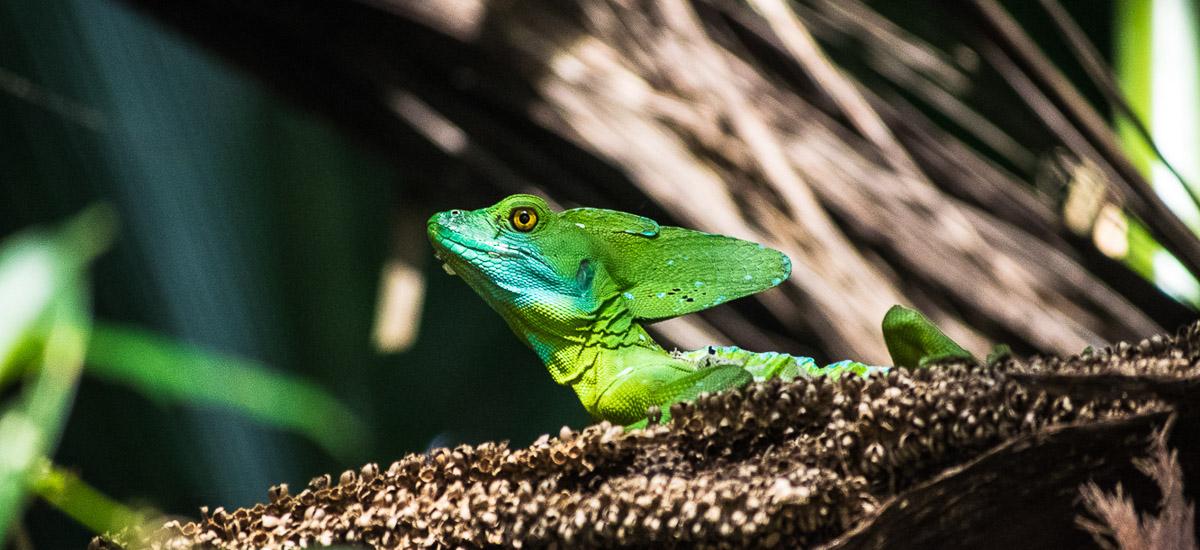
98,321,1200,549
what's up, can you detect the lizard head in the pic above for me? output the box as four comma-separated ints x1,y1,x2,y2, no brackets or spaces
427,194,601,314
428,194,792,327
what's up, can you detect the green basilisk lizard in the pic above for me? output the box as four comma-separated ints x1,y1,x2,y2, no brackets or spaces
428,194,973,426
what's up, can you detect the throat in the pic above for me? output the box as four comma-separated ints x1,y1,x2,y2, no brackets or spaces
511,295,664,387
526,322,663,385
529,322,672,415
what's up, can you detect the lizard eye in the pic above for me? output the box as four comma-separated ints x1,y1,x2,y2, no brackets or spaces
509,207,538,232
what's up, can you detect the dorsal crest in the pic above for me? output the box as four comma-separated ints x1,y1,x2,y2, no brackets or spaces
561,208,791,322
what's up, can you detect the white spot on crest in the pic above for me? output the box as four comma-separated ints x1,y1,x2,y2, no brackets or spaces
743,274,752,280
575,223,586,228
623,292,635,300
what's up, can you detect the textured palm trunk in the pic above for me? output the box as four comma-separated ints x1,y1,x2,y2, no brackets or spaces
100,321,1200,549
114,0,1194,363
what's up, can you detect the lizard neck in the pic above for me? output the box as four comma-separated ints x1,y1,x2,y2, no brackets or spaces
494,288,669,396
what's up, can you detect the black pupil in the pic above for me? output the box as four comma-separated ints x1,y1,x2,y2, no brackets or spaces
518,211,531,225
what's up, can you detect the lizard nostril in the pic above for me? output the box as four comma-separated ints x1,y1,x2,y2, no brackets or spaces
450,209,462,216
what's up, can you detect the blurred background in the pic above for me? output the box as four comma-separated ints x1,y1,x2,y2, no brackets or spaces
1,0,1198,547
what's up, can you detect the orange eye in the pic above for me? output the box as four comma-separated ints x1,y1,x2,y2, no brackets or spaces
510,207,538,232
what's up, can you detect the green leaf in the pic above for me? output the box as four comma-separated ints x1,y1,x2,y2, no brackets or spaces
28,458,149,537
0,205,115,542
85,324,368,461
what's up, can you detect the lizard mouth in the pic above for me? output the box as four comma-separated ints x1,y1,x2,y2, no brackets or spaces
434,233,521,258
429,225,522,277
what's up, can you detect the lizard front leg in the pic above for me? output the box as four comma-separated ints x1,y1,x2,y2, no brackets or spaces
593,360,753,427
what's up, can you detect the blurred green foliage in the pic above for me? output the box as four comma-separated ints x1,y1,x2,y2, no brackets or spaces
28,459,147,539
1,1,585,546
86,324,368,462
0,207,379,542
1116,0,1200,304
0,206,111,543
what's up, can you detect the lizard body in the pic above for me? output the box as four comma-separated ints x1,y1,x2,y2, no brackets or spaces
428,194,970,425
